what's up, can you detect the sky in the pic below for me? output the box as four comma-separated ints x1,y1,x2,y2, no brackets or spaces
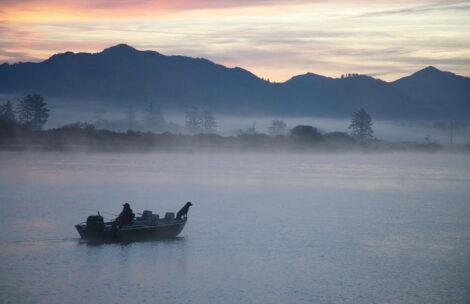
1,0,469,82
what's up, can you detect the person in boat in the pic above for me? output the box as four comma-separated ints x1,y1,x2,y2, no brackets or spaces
115,203,135,227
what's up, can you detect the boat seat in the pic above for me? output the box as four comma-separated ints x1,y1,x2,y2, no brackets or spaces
142,210,152,220
164,212,174,221
150,214,159,225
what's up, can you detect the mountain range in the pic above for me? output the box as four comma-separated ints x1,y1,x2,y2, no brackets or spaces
1,44,469,120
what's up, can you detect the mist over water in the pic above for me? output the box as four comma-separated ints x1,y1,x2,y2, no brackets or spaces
1,152,469,303
44,104,470,144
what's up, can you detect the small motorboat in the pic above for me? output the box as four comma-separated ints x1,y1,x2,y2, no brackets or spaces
75,202,192,242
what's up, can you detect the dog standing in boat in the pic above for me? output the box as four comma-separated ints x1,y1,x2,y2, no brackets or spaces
176,202,192,219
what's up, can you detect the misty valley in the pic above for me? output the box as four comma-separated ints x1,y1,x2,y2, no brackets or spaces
1,96,469,153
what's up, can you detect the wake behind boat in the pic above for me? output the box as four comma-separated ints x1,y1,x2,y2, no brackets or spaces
75,202,192,242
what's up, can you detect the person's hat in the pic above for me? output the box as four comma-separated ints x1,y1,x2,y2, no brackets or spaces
123,203,130,207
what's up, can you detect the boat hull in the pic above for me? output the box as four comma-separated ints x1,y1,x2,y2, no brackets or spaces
75,219,187,242
117,221,187,241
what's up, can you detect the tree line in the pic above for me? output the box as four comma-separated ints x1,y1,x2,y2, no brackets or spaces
0,94,50,130
185,107,217,134
1,93,376,144
264,108,374,143
1,97,454,152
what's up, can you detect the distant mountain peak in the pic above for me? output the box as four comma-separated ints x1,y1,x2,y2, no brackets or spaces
286,72,328,83
46,51,75,62
417,66,442,74
1,44,469,120
101,44,137,54
422,65,439,71
401,65,462,81
303,72,325,78
45,44,138,62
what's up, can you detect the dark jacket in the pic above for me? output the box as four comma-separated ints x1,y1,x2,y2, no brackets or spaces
116,206,135,226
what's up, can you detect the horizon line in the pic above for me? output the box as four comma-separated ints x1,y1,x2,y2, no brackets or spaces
0,43,460,83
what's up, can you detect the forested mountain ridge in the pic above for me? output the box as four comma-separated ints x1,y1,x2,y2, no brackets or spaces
1,44,469,119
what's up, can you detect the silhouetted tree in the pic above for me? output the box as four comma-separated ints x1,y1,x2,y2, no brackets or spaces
144,103,165,131
349,108,373,142
185,107,203,133
17,98,33,125
16,94,50,130
203,110,217,133
0,101,16,123
269,120,288,136
291,125,323,141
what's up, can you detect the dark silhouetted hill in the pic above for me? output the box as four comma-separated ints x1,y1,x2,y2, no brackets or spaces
392,66,470,118
279,73,411,117
1,45,469,119
0,44,269,112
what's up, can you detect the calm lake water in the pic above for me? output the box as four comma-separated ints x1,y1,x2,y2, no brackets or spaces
0,152,469,304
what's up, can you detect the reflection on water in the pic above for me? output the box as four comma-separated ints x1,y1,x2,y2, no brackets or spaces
1,239,77,255
77,236,187,247
2,152,470,191
1,152,470,303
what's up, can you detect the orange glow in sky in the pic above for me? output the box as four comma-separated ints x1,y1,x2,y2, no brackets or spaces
1,0,469,81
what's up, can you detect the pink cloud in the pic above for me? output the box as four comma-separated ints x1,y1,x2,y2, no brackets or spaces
0,0,468,81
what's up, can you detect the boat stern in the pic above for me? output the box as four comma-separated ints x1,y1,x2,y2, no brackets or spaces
75,223,86,238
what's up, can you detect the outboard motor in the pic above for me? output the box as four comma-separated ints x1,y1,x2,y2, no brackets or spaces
86,215,104,234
